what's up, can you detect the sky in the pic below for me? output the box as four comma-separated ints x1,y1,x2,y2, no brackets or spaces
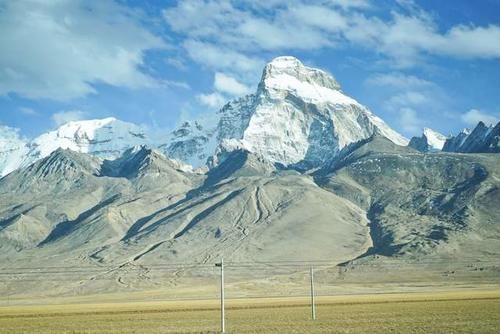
1,0,500,139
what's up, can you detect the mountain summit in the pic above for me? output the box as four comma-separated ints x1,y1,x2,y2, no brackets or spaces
260,56,342,94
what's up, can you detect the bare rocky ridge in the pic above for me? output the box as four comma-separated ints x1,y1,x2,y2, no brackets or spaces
442,121,500,153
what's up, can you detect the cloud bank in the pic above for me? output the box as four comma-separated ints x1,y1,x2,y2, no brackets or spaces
0,0,166,101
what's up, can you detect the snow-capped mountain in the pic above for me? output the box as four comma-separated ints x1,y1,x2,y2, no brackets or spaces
164,56,408,169
443,121,500,153
0,118,150,177
3,57,500,178
408,128,448,152
423,128,448,150
29,117,149,158
1,56,412,176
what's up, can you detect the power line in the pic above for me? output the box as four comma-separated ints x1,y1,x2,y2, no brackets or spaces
2,259,498,269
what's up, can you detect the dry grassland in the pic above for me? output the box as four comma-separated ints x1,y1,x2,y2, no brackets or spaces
1,290,499,333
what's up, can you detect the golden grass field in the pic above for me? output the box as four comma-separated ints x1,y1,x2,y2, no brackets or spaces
1,290,500,333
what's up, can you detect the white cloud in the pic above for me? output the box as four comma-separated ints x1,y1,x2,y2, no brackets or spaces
164,2,341,54
366,72,445,111
161,80,191,90
285,5,348,32
372,73,438,114
347,12,439,67
246,0,370,10
366,72,433,89
329,0,371,9
214,73,251,96
365,72,453,136
461,109,500,126
196,72,251,110
18,107,39,116
0,0,166,101
399,107,422,135
196,93,226,109
52,110,88,126
347,11,500,67
435,25,500,59
386,91,430,108
183,40,264,75
164,0,500,71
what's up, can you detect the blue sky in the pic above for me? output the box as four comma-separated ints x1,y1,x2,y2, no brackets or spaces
1,0,500,138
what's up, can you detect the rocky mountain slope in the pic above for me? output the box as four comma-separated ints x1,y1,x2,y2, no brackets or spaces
0,147,369,264
443,121,500,153
317,136,500,259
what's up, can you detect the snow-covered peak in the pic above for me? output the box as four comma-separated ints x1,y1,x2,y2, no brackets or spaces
263,56,341,90
32,117,149,158
408,128,447,152
202,56,407,168
266,56,303,68
259,56,350,104
0,117,151,176
423,128,447,150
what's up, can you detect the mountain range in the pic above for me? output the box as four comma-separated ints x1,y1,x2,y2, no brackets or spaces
0,57,499,296
408,121,500,153
2,57,409,177
2,56,499,177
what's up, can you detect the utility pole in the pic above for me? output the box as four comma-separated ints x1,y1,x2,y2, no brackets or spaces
310,266,316,320
215,258,225,333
